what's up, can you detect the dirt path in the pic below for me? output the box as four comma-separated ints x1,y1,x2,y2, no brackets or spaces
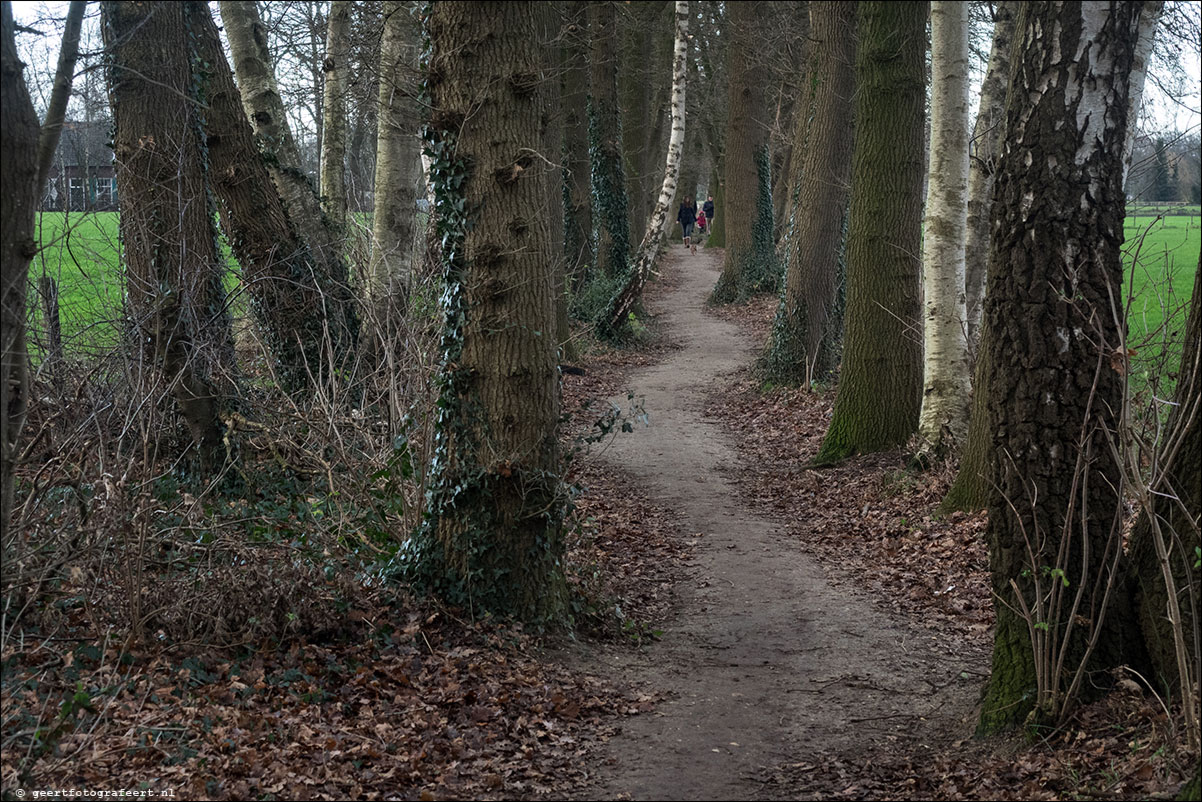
572,247,980,801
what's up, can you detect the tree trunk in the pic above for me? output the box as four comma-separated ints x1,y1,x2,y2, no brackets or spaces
410,0,566,623
562,0,592,280
588,0,630,278
102,0,233,471
218,0,359,372
813,0,925,465
1,0,39,530
965,1,1016,349
34,0,85,195
368,0,421,306
603,0,688,338
187,1,343,395
539,2,574,360
760,1,856,387
320,0,351,231
977,1,1145,735
916,0,972,463
1121,1,1165,192
711,0,770,303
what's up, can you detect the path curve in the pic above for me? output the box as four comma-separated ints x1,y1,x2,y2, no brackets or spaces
575,247,977,801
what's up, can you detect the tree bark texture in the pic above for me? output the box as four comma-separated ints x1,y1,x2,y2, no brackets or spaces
761,1,856,387
319,0,351,230
977,1,1145,735
588,0,630,278
102,0,233,471
187,1,342,395
712,0,770,303
603,0,688,338
562,1,592,279
1128,256,1200,696
218,0,358,372
917,0,972,462
368,0,422,306
965,1,1017,348
414,0,566,623
1121,1,1164,192
539,2,573,359
1,0,39,530
34,0,85,195
814,0,925,465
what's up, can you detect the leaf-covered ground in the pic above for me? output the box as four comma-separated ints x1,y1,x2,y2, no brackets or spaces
705,294,1199,801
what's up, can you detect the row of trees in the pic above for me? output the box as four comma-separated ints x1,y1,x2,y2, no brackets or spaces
1,1,1198,754
741,0,1198,747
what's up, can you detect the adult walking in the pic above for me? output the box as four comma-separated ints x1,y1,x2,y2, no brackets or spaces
678,196,698,253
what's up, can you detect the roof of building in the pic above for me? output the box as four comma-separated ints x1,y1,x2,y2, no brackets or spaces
51,120,114,169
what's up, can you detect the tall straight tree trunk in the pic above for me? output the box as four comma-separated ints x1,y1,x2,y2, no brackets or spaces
977,1,1145,735
562,0,592,279
761,1,856,386
916,0,972,463
539,2,573,359
588,0,630,278
1,0,39,530
965,1,1017,348
603,0,688,337
814,0,926,465
219,0,359,373
942,1,1017,512
103,0,232,471
34,0,85,195
410,0,567,623
320,0,351,231
711,0,770,303
186,1,343,395
368,0,421,305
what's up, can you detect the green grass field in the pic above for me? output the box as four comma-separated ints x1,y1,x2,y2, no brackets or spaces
28,207,1201,363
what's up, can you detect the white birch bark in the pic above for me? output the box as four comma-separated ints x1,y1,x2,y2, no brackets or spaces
917,0,972,461
368,0,422,303
1121,0,1164,192
320,0,351,230
964,1,1015,346
603,0,688,335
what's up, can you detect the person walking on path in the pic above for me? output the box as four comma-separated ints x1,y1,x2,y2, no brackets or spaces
702,194,715,236
678,196,697,253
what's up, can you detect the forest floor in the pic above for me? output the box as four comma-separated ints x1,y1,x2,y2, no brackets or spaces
558,245,1197,801
3,245,1195,801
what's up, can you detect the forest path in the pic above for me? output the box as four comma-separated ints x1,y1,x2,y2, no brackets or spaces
571,246,977,800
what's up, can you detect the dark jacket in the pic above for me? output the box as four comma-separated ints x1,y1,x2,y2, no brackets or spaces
702,199,715,218
677,203,696,226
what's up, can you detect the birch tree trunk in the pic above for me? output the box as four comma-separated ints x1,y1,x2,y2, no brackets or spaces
1121,1,1164,191
603,0,688,337
1,0,40,530
103,0,233,471
814,0,926,465
965,2,1017,348
761,1,856,387
978,0,1145,734
34,0,85,195
320,0,351,231
915,0,972,463
219,0,359,370
410,0,566,623
368,0,421,306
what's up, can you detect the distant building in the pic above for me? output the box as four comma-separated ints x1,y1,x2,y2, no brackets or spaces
42,120,117,212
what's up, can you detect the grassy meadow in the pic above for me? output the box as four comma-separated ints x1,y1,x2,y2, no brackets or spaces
27,207,1201,365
